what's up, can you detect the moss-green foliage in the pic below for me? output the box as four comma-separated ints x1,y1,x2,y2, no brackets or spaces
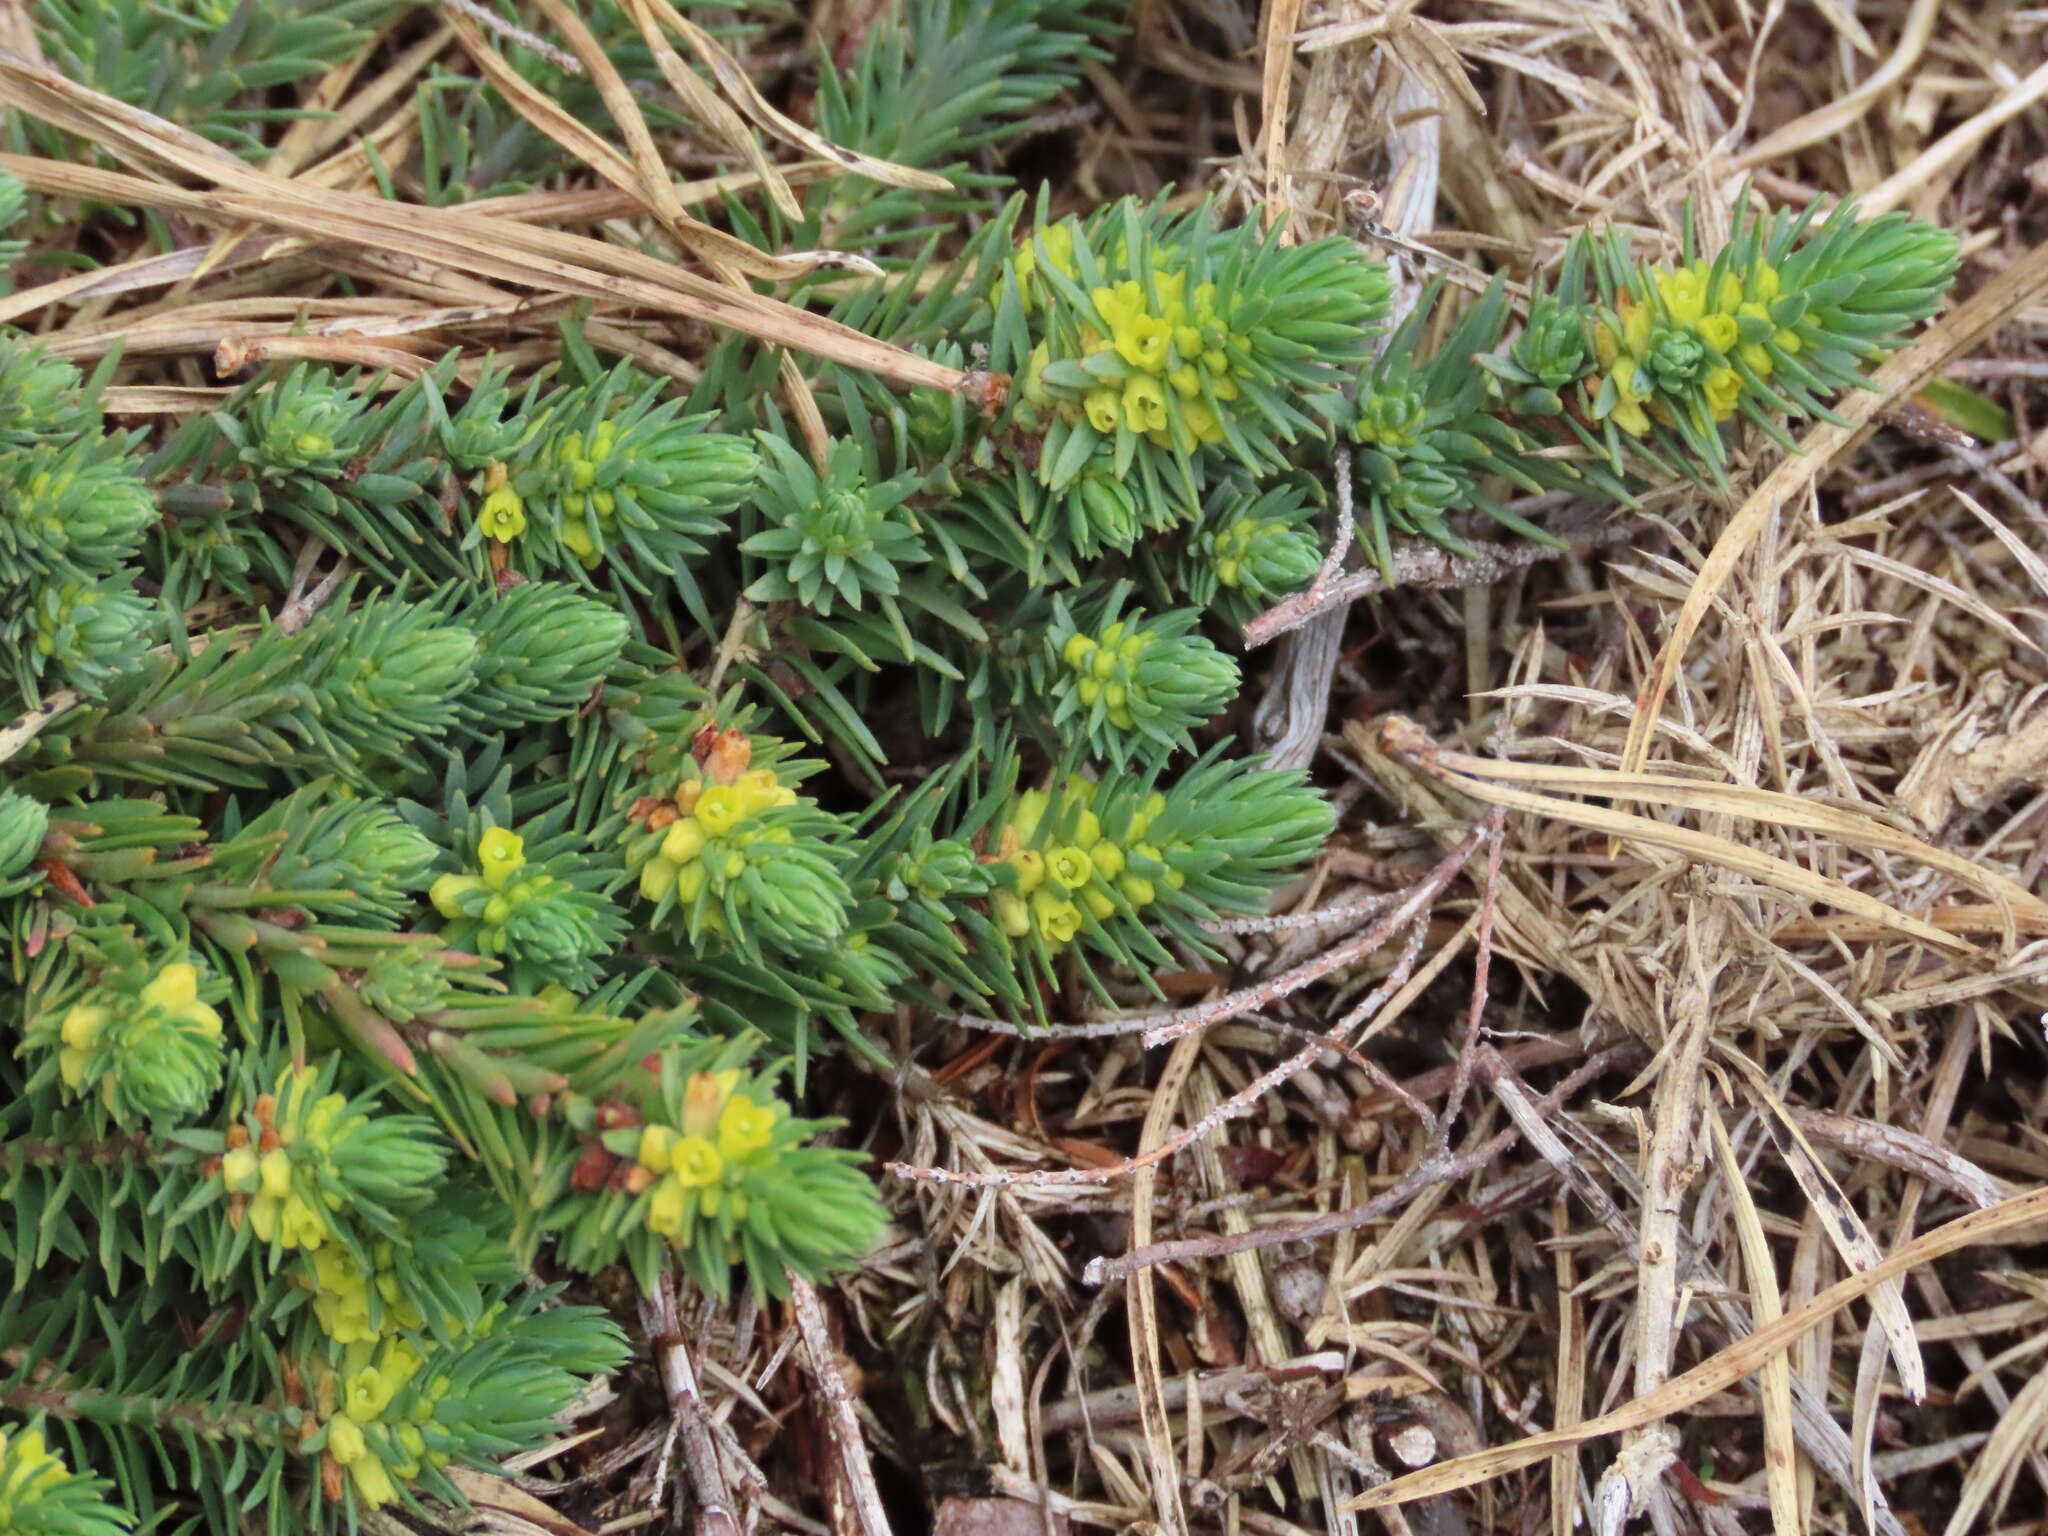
0,0,1962,1531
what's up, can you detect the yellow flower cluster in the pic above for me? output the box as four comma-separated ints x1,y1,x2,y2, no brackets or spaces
1060,624,1149,731
1210,515,1275,589
1594,261,1799,435
430,826,530,924
0,1425,68,1525
636,769,797,910
303,1244,425,1345
57,960,222,1092
553,419,622,567
1078,273,1237,449
989,781,1182,949
316,1338,445,1509
627,1072,780,1243
219,1067,348,1251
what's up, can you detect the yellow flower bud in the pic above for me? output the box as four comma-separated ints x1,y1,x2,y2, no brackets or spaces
429,873,484,919
638,855,679,902
259,1148,293,1200
1082,887,1116,921
282,1195,327,1250
682,1070,739,1136
222,1149,261,1198
1118,873,1156,907
349,1455,397,1507
59,1003,106,1051
140,962,199,1010
660,817,707,866
1704,367,1742,420
674,861,707,903
1012,849,1045,895
247,1192,280,1242
994,890,1032,938
645,1176,690,1237
327,1416,367,1466
637,1125,677,1173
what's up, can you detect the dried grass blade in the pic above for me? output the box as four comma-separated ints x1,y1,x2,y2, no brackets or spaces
1722,1053,1924,1403
1366,722,1970,953
1943,1362,2048,1536
621,0,803,220
1709,1113,1801,1536
438,1,795,281
639,0,952,193
1344,1185,2048,1510
1414,733,2048,924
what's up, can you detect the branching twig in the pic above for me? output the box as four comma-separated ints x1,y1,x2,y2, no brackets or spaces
639,1270,739,1536
788,1274,893,1536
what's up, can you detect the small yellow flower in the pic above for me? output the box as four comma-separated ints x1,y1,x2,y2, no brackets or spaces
1654,266,1707,326
1031,890,1082,944
1121,376,1168,435
1083,389,1121,434
672,1136,723,1188
1046,846,1092,890
693,785,746,836
1114,313,1172,373
1118,873,1156,907
1697,313,1739,353
477,827,525,890
716,1095,777,1161
478,485,527,543
347,1366,396,1423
